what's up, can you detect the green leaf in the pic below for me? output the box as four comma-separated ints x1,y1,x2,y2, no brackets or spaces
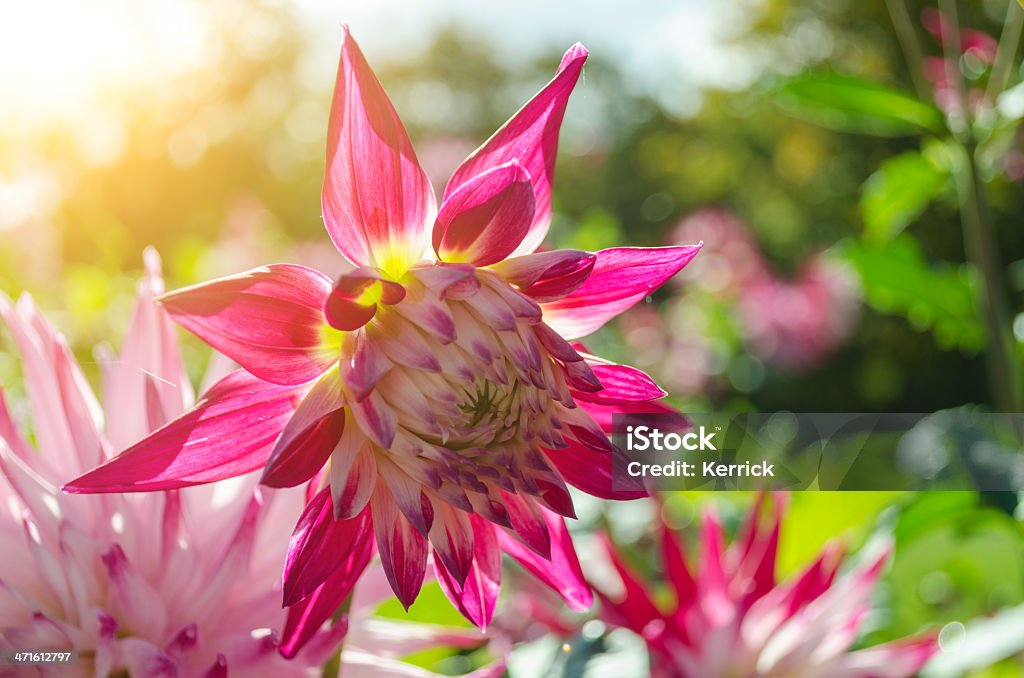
842,237,984,351
861,150,950,243
776,73,946,137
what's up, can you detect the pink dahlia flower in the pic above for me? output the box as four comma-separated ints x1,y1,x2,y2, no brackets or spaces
592,496,936,678
0,253,294,676
65,29,699,654
0,251,495,676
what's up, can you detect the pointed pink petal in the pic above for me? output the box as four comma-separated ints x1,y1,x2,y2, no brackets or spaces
410,263,481,300
595,533,662,634
658,517,697,615
371,485,429,609
262,368,346,488
322,28,435,272
106,248,193,450
160,264,335,386
434,161,535,266
64,370,301,493
445,44,588,257
0,293,105,477
572,356,667,404
428,499,475,587
435,516,501,629
577,399,688,434
330,415,378,519
492,249,595,303
542,246,702,339
283,489,375,607
498,490,551,559
339,330,392,401
544,441,646,500
280,545,369,659
498,506,592,611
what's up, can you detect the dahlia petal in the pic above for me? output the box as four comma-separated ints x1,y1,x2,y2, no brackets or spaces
560,405,614,453
542,246,702,339
410,263,481,300
837,636,937,677
160,264,335,386
0,293,105,477
734,493,783,601
322,28,435,273
118,638,178,678
283,489,374,607
262,367,346,487
532,323,584,363
64,370,301,493
378,456,434,537
597,533,661,634
330,416,378,519
340,330,393,402
394,280,457,344
280,566,361,659
371,486,429,609
574,362,666,404
445,44,588,257
578,399,688,434
348,389,398,449
498,506,592,611
434,161,535,266
498,490,551,559
492,249,596,303
324,268,407,332
435,516,501,629
102,544,168,641
428,499,475,587
106,248,193,450
658,515,698,614
544,441,646,500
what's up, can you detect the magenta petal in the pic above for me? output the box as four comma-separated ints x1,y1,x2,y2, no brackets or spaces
64,370,301,493
434,161,535,266
445,44,589,257
544,441,646,501
282,489,374,607
324,268,406,332
280,502,373,658
498,506,592,611
371,485,429,609
262,369,346,488
575,363,667,404
542,245,702,339
435,516,501,629
322,28,435,273
596,533,662,634
578,399,689,434
493,249,596,303
161,265,335,386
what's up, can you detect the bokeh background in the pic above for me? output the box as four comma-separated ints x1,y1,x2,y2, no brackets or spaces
2,0,1023,675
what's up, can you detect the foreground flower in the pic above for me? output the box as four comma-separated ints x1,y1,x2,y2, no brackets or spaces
66,29,699,652
0,254,307,675
0,252,496,676
592,496,936,678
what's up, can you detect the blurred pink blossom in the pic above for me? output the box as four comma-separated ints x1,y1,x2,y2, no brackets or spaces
591,496,937,678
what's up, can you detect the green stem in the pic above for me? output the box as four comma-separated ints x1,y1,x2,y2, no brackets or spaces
885,0,931,100
940,0,1020,412
985,0,1024,104
321,595,354,678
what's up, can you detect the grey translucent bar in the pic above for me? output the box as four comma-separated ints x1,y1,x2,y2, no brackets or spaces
609,411,1024,491
0,649,78,665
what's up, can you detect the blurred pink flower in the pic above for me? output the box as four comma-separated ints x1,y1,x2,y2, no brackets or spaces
0,251,497,676
592,497,936,678
668,208,858,372
66,28,698,656
737,258,858,370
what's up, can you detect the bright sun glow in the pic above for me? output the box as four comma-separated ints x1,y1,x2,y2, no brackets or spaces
0,0,211,130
